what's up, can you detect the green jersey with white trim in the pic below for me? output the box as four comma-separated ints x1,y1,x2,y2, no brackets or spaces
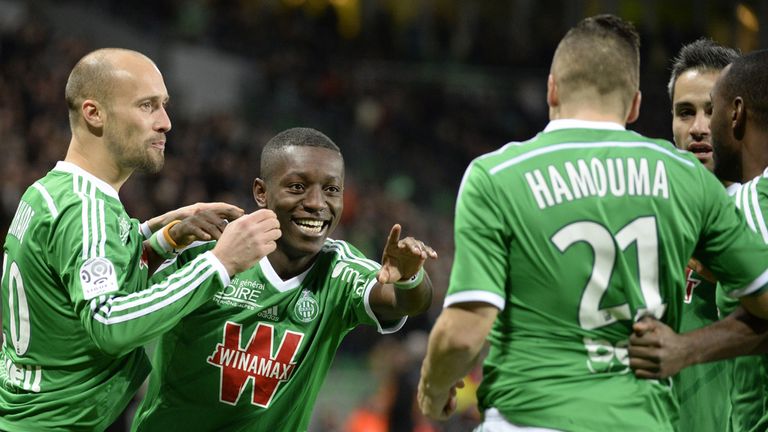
673,182,741,432
0,162,231,432
717,172,768,432
446,120,768,432
132,238,403,432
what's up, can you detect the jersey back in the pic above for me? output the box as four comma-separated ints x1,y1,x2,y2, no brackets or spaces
1,165,150,431
447,125,768,432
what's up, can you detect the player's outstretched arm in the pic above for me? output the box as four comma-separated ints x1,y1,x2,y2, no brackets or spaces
369,224,437,322
81,209,281,356
629,309,768,379
418,303,498,420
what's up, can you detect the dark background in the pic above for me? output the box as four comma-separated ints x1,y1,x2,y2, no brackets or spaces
1,0,765,430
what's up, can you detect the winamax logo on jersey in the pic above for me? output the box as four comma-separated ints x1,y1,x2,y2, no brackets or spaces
207,321,304,407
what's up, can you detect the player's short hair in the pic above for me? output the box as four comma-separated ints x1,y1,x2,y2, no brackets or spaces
718,49,768,130
64,48,153,125
667,38,740,100
552,14,640,108
260,127,342,180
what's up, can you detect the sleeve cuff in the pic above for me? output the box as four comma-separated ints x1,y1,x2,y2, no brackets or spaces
443,290,506,311
140,221,153,240
728,267,768,298
202,250,231,288
363,278,407,334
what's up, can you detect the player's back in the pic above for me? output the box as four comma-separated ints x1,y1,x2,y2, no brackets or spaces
449,121,768,431
1,162,149,431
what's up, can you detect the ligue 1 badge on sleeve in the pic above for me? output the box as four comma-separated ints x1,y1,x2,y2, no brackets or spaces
294,289,319,323
80,257,119,300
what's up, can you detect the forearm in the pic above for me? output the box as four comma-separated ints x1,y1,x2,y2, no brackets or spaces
421,328,483,396
83,251,228,356
420,305,495,395
686,307,768,365
392,271,433,315
371,271,434,322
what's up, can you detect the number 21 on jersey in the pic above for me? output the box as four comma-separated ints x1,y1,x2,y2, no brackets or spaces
552,216,666,373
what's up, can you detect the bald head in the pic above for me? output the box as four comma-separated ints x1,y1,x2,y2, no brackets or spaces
551,14,640,114
65,48,158,125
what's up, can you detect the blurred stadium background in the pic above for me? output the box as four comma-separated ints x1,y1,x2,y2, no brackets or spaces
0,0,766,430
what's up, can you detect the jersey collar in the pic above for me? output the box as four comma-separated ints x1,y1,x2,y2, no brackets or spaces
259,257,315,292
544,119,626,132
53,161,121,200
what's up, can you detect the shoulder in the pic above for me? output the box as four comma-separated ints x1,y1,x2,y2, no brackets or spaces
321,239,380,273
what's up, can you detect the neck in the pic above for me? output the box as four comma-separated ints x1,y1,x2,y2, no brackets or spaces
267,248,319,280
549,106,627,125
65,136,132,192
740,129,768,181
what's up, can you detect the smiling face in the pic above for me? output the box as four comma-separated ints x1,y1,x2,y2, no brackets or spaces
102,55,171,173
254,145,344,259
671,69,720,171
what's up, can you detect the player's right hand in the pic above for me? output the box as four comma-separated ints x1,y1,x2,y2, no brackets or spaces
212,209,281,276
147,202,245,233
169,209,236,246
628,316,690,379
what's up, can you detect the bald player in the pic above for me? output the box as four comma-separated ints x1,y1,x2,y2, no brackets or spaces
0,48,280,431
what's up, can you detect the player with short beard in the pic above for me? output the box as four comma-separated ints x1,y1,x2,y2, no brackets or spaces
0,48,281,432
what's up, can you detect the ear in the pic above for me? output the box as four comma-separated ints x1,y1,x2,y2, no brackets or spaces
733,97,746,140
253,178,267,208
625,91,642,124
546,74,559,108
81,99,104,128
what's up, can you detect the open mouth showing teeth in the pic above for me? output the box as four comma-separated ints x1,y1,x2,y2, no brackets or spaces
293,219,326,234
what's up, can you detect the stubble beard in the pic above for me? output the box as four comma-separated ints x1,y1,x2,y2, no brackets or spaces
105,131,164,174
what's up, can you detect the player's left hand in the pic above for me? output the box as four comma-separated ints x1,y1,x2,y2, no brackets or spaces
417,378,464,420
377,224,438,284
628,316,690,379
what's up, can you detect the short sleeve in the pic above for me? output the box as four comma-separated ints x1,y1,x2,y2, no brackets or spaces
445,163,509,310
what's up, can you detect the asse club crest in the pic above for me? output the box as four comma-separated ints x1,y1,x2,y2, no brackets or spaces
294,290,319,323
119,216,131,244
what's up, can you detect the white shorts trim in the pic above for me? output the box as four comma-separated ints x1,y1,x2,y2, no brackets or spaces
473,408,564,432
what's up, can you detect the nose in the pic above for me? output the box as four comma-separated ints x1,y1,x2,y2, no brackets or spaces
155,106,172,133
302,186,326,212
689,111,709,138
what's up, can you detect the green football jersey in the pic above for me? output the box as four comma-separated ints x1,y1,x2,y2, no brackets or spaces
674,182,741,432
674,269,732,432
718,172,768,432
446,120,768,432
0,162,230,432
132,238,404,432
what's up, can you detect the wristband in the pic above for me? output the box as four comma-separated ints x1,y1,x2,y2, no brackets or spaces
149,221,182,260
394,267,425,290
162,220,185,249
139,221,153,240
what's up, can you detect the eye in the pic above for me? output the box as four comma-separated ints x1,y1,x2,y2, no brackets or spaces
676,109,694,119
325,185,342,194
288,183,305,192
140,101,153,111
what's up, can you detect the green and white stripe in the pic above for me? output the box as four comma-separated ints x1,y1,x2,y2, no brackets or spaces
90,252,218,325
